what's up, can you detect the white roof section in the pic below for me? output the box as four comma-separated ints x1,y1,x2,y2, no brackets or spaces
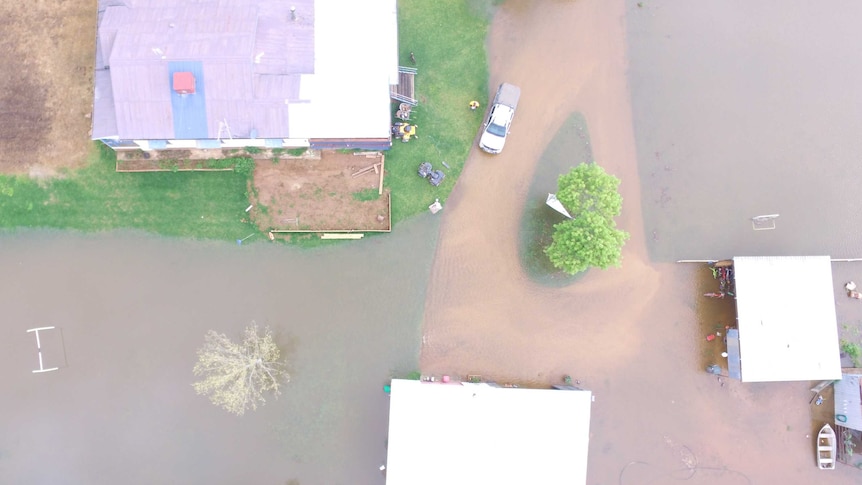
734,256,841,382
289,0,398,139
385,379,593,485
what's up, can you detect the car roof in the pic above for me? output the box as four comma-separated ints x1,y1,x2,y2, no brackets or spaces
491,104,514,120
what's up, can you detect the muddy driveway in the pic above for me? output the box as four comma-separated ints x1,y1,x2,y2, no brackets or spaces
421,1,858,483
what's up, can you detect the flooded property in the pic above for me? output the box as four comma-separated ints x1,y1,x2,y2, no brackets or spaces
628,0,862,261
0,220,437,484
4,1,862,484
421,0,862,484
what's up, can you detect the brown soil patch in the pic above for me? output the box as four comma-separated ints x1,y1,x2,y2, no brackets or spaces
0,0,97,175
249,151,391,233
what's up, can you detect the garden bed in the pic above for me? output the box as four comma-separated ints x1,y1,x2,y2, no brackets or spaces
116,157,246,173
248,151,391,235
115,147,312,172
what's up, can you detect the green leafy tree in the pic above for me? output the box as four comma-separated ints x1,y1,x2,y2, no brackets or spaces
545,163,629,274
192,323,288,416
556,162,622,220
546,211,629,274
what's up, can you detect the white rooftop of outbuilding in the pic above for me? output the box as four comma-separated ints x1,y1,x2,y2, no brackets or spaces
385,379,593,485
733,256,842,382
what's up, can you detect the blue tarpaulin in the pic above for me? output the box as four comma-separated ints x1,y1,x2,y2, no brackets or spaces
169,61,208,139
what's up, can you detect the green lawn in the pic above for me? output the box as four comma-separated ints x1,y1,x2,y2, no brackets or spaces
387,0,492,223
0,145,254,239
0,0,495,240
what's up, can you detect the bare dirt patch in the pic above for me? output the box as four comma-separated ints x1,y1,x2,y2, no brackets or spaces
0,0,97,174
249,151,391,233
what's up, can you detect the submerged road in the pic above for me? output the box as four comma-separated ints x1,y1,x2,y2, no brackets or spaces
420,1,857,483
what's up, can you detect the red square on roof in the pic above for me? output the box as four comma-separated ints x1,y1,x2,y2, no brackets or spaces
173,72,195,94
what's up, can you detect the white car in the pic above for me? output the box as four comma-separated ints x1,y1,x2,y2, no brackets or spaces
479,83,521,154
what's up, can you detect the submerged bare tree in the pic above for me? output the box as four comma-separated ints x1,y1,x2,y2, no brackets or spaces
192,322,288,416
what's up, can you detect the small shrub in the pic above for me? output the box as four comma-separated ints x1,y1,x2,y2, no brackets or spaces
159,159,180,172
842,340,862,366
286,147,307,157
245,146,262,155
271,148,286,155
234,157,256,176
207,158,233,170
0,178,15,197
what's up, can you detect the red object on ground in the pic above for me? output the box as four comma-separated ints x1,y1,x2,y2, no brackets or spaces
442,375,450,383
706,334,716,342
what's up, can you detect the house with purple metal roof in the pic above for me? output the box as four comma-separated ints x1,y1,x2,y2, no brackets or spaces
92,0,398,152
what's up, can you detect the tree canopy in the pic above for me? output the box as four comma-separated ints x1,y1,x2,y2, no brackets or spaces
192,323,288,416
555,162,622,220
545,163,629,275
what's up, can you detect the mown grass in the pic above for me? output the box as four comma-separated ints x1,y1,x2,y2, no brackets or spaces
0,144,255,239
386,0,493,224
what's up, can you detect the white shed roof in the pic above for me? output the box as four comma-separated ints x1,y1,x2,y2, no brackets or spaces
734,256,841,382
385,379,592,485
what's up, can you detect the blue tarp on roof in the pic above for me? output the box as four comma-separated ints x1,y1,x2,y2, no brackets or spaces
169,61,208,139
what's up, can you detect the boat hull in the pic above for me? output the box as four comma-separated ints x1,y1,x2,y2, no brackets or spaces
817,424,837,470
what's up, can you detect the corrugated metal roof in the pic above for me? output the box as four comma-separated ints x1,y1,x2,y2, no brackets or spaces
733,256,842,382
386,379,592,485
253,15,314,74
835,373,862,431
93,0,396,142
92,70,118,139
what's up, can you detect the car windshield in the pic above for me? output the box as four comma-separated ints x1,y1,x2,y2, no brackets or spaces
486,122,507,137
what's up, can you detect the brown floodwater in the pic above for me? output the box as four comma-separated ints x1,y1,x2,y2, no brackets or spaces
0,221,439,485
421,0,862,483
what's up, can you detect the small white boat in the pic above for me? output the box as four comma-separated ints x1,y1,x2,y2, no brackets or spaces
817,424,837,470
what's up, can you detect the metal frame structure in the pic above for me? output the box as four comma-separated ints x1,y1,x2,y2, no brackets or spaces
27,326,59,374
